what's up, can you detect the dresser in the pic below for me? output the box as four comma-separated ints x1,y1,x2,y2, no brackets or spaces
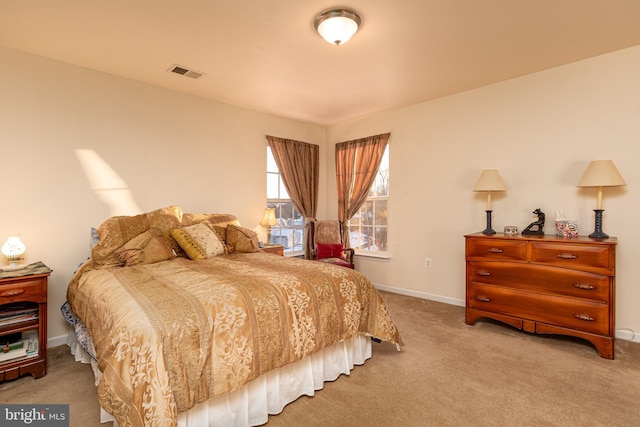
465,233,616,359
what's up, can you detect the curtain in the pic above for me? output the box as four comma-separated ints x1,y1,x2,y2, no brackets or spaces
335,132,390,248
266,135,319,259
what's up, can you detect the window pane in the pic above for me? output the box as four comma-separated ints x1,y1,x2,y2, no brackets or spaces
269,201,303,251
267,173,279,199
267,147,279,173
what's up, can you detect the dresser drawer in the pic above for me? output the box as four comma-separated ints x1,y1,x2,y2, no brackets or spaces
0,278,45,303
468,283,609,335
467,262,610,302
530,242,612,273
465,238,528,262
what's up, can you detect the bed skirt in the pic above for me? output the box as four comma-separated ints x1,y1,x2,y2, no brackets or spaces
68,328,372,426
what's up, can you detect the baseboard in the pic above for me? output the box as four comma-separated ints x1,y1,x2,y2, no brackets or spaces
373,283,465,307
47,333,69,349
373,283,640,343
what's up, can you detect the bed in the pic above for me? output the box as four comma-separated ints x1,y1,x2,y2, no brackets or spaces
65,206,403,426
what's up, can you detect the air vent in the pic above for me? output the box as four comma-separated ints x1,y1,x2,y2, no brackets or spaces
168,64,205,80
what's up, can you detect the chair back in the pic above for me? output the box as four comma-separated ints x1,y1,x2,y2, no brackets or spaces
313,220,343,248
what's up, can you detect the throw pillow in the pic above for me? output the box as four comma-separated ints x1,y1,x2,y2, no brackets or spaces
114,228,176,266
226,224,260,253
171,223,227,260
317,242,345,260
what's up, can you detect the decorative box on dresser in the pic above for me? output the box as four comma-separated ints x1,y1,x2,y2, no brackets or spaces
0,265,51,380
465,233,616,359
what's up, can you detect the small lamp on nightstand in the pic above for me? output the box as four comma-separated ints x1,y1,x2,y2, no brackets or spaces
473,169,507,235
2,236,26,268
260,208,277,245
577,160,626,239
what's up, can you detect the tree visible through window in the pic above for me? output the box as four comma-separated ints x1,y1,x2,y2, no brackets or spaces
267,146,304,253
350,145,389,255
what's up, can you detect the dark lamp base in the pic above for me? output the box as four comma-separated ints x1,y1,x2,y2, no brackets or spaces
482,210,496,235
589,209,609,239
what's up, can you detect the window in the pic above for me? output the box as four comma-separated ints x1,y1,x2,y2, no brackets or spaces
267,146,304,253
349,145,389,256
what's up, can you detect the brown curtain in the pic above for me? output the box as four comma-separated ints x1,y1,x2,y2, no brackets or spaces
335,132,390,248
266,135,319,259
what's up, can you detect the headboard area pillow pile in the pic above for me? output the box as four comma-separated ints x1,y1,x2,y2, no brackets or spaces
91,206,257,268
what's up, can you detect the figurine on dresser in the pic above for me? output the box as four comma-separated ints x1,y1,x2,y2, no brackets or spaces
522,208,545,235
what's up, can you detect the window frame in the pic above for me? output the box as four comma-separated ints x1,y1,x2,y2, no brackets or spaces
349,145,389,258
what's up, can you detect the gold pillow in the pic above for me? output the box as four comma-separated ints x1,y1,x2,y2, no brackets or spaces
226,224,260,253
171,223,227,260
92,206,183,268
114,228,176,267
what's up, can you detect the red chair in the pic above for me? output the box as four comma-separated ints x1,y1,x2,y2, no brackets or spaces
309,220,354,269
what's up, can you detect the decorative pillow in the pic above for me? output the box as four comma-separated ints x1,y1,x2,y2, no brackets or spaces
171,223,227,260
182,213,240,228
317,242,345,260
114,228,176,267
210,224,228,243
226,224,260,253
92,206,183,268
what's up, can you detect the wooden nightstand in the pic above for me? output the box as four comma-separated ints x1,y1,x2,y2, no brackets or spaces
261,244,284,256
0,263,51,380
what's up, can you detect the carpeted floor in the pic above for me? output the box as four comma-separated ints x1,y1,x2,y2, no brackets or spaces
1,291,639,426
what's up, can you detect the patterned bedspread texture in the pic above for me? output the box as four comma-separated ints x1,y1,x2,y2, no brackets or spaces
67,250,403,426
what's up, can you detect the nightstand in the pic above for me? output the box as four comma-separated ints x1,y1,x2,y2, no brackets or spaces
0,262,51,380
261,244,284,256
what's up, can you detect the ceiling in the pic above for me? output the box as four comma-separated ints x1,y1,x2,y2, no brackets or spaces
1,1,640,126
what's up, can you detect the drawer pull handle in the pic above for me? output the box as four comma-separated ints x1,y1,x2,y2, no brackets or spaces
476,270,491,276
1,288,25,297
573,313,595,322
573,282,596,291
557,252,578,260
488,248,504,253
475,295,491,302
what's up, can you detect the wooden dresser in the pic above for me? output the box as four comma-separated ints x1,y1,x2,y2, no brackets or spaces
465,233,616,359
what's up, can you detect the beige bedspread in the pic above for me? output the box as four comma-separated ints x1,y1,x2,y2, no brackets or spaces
67,252,402,427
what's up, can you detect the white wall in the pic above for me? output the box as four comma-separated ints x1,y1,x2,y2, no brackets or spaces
327,45,640,339
0,46,327,344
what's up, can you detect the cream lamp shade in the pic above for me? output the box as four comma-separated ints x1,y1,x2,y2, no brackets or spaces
314,8,361,46
577,160,626,209
473,169,507,210
260,208,277,227
2,236,26,267
260,208,277,245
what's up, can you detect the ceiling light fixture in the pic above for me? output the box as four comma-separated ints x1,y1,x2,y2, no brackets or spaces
314,8,361,46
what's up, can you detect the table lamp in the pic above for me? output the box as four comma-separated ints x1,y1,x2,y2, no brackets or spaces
2,236,26,268
577,160,626,238
260,208,277,245
473,169,507,235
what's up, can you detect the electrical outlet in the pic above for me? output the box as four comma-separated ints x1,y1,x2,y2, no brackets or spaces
424,257,432,269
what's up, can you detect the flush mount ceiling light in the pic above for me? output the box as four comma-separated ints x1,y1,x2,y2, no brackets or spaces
314,7,361,46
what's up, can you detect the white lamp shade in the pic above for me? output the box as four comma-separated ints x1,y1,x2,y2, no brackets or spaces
2,236,26,265
473,169,507,192
577,160,626,188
